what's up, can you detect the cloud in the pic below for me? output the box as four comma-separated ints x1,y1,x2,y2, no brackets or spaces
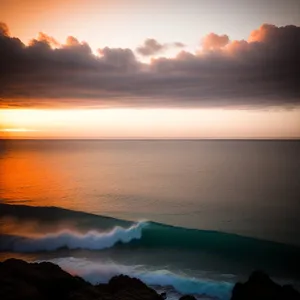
136,39,185,56
98,47,139,71
202,33,229,51
0,23,299,108
173,42,185,48
136,38,166,56
36,32,60,48
0,22,10,37
248,23,278,43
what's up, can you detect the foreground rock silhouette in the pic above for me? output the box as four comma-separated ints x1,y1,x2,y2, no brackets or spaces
0,259,299,300
231,270,300,300
0,258,163,300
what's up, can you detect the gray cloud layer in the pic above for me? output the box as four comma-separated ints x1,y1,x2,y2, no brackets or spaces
0,23,299,108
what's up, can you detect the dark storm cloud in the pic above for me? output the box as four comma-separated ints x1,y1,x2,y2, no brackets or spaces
0,23,299,108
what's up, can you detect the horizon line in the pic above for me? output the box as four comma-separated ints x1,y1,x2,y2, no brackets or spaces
1,138,299,141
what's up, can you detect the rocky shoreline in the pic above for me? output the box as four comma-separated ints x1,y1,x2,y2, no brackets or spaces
0,259,299,300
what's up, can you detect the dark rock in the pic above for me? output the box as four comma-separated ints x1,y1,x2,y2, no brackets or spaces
1,259,300,300
0,259,164,300
179,295,197,300
0,258,89,300
107,274,163,299
231,270,300,300
108,274,150,292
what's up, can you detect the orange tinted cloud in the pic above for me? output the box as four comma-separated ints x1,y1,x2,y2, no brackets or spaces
0,22,10,36
66,36,81,47
202,33,229,51
37,32,60,48
248,24,276,43
0,22,299,109
225,40,248,53
226,23,299,55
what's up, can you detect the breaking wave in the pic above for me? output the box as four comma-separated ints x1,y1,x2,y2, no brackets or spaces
0,221,148,252
1,203,300,280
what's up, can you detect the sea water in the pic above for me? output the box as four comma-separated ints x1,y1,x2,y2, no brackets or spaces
0,140,300,299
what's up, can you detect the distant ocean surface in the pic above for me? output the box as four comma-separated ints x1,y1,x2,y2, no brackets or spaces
1,140,300,300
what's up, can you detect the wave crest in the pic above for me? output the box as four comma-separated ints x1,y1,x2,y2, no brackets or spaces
1,221,148,252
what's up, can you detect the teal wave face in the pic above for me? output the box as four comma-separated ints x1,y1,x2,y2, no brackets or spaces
127,222,300,278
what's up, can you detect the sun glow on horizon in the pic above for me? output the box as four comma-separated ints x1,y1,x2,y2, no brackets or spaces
1,107,300,139
1,128,38,132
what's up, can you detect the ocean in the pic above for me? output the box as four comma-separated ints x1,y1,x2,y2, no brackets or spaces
0,140,300,300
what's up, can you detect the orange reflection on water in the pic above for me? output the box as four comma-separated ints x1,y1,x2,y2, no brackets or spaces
0,143,78,209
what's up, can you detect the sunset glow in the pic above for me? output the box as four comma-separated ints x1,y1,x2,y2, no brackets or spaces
1,108,300,139
0,0,299,139
1,128,37,132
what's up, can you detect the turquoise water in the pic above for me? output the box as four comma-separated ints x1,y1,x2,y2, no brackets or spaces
1,140,300,299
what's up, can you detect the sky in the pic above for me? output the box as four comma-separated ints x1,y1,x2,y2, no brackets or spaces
0,0,300,139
